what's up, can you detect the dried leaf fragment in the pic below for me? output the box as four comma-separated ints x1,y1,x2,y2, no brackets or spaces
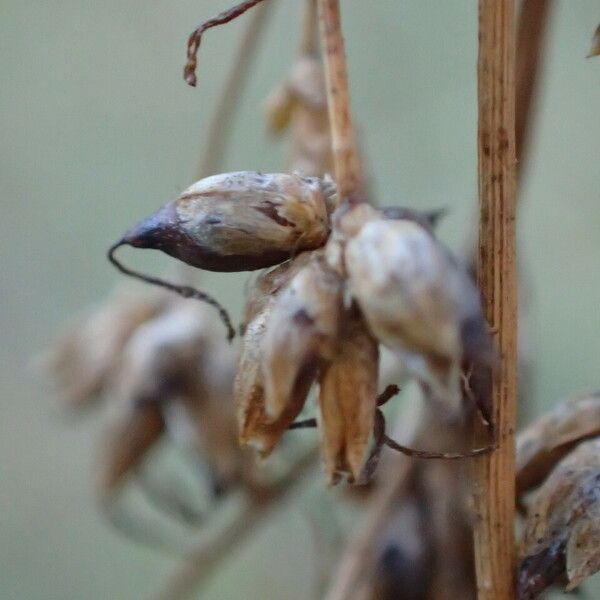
517,390,600,494
518,438,600,598
318,310,378,483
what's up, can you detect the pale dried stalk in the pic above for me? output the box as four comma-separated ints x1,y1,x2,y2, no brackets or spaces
152,448,318,600
472,1,518,599
317,0,362,202
515,0,552,179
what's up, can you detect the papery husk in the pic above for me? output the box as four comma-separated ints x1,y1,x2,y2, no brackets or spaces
318,309,378,483
261,252,343,419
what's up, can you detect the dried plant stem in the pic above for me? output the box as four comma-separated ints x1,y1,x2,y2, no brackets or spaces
515,0,552,179
317,0,362,203
472,1,518,599
151,449,318,600
195,1,270,179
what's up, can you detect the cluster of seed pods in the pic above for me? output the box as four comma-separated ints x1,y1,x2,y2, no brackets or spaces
110,170,494,484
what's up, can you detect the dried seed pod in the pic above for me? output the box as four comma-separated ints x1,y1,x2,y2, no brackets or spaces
235,255,312,453
517,390,600,494
262,252,343,419
117,171,333,272
317,309,378,484
587,23,600,58
41,285,169,409
342,206,493,411
518,438,600,598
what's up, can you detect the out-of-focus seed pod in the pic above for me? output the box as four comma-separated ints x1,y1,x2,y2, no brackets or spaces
343,207,493,412
318,309,378,484
95,401,165,497
265,55,332,178
517,390,600,495
587,24,600,58
109,300,242,493
235,256,311,454
117,171,334,272
518,438,600,598
261,252,343,420
40,285,169,409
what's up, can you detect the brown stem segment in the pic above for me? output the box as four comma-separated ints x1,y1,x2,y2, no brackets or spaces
317,0,362,203
472,1,518,599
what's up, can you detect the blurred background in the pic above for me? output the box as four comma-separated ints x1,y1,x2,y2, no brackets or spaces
1,1,600,598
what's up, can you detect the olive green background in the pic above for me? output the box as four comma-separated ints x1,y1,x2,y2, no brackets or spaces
2,1,600,598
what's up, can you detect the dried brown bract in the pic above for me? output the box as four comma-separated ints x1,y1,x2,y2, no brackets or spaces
517,390,600,494
518,438,600,598
318,309,378,483
41,285,168,410
235,254,312,453
262,251,343,419
587,23,600,58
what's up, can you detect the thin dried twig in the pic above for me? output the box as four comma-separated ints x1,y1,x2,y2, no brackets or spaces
472,1,518,598
317,0,362,203
151,448,318,600
184,0,269,87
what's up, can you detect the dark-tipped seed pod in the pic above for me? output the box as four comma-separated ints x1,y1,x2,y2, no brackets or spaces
116,171,333,272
